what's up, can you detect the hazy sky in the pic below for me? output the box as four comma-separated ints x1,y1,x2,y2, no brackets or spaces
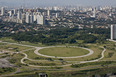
0,0,116,7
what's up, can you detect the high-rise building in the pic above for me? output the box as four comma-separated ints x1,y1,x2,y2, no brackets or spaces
1,7,5,16
91,8,96,18
56,13,59,18
47,10,51,19
33,12,37,21
8,11,13,17
17,11,22,19
13,9,17,15
111,25,116,40
21,13,26,22
30,14,34,23
25,12,34,24
26,12,30,23
37,14,45,25
47,10,50,16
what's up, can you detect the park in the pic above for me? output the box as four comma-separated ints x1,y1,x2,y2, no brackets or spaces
0,38,116,77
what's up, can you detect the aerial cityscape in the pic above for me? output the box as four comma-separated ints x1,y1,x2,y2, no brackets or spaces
0,0,116,77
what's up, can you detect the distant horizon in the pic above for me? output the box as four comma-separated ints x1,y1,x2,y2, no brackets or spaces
0,0,116,8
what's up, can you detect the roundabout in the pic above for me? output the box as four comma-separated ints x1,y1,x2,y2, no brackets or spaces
34,46,94,59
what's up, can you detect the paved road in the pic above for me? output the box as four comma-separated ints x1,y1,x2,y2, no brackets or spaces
21,47,106,67
80,48,106,63
20,50,72,67
0,40,108,77
0,41,106,67
34,46,94,59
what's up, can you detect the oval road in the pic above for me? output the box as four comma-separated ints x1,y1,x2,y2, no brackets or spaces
34,46,94,59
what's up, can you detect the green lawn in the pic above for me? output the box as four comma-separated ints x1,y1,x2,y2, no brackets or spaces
24,50,47,60
0,37,45,47
0,44,31,52
63,45,103,61
24,59,63,66
39,47,89,57
101,41,116,61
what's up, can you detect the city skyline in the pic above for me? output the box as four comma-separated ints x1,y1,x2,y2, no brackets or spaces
0,0,116,8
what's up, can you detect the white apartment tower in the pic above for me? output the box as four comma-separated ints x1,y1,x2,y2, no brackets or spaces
26,12,34,24
90,8,96,18
26,13,30,23
111,25,116,40
1,7,5,16
13,9,17,15
30,15,34,23
56,13,59,18
8,11,13,17
33,12,37,21
47,10,50,16
37,14,45,25
17,11,22,19
47,10,51,19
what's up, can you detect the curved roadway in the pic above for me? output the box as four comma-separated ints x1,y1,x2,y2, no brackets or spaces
0,41,106,67
21,47,106,67
34,46,94,59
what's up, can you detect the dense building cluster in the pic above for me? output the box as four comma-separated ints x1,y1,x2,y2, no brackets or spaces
0,6,116,28
0,7,46,25
0,6,116,38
